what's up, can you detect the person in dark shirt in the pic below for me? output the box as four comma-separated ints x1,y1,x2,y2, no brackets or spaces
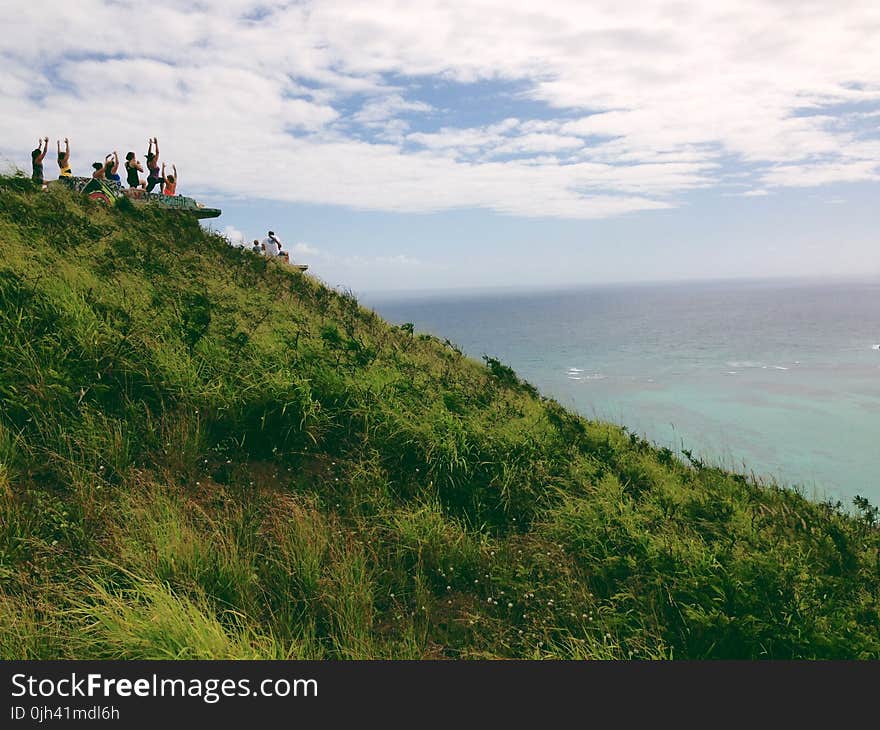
145,137,164,193
31,137,48,185
125,152,145,189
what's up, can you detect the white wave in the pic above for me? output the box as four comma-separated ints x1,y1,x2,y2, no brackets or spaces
726,360,763,368
873,344,880,351
773,366,788,370
726,371,738,375
567,367,584,373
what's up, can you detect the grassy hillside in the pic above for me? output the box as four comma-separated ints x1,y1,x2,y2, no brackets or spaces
1,174,878,659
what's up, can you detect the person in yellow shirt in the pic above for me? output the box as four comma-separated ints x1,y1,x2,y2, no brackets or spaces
56,138,72,179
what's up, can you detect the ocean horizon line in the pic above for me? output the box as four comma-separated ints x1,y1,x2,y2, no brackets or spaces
360,271,880,302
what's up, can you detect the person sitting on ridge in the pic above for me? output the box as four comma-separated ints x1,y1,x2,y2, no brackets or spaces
262,230,281,257
251,239,262,254
145,137,164,193
104,151,121,183
91,162,106,180
162,162,177,195
125,152,145,189
31,137,48,185
56,138,72,179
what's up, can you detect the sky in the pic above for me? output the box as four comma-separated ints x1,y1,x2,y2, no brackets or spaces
1,0,878,292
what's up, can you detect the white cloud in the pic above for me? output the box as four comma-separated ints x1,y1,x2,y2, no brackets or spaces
290,242,423,268
353,94,433,125
222,225,246,246
291,243,322,256
761,160,880,188
1,1,878,220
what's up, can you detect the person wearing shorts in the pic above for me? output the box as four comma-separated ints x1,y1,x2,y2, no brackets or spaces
145,136,164,193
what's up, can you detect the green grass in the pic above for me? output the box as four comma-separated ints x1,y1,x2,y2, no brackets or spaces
0,173,878,659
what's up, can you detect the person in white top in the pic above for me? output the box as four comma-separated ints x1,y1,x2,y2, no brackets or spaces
262,230,281,257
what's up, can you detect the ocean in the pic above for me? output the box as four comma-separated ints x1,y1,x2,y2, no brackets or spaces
364,277,880,506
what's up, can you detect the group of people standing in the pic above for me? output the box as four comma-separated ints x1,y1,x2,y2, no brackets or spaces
31,136,179,195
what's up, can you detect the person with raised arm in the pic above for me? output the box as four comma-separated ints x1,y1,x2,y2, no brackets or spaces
145,136,164,193
162,162,177,195
262,230,281,257
91,161,106,180
31,137,48,185
56,138,72,179
104,151,121,183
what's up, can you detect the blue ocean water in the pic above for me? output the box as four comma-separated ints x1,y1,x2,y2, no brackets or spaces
365,278,880,505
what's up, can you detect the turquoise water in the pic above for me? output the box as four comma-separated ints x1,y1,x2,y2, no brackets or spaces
365,278,880,505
